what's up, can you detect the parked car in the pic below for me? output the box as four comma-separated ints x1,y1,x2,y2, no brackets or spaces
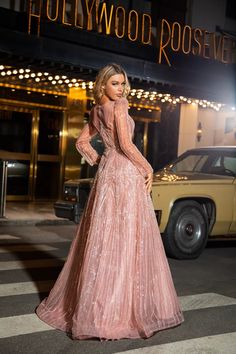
54,146,236,259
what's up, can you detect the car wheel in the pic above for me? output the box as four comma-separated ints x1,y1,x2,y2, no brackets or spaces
163,200,208,259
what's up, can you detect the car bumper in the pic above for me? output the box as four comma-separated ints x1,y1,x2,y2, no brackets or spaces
54,201,81,223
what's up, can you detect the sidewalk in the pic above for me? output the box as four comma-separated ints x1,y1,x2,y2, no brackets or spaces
0,202,73,226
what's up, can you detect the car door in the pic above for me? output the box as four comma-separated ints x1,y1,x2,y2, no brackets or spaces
229,178,236,233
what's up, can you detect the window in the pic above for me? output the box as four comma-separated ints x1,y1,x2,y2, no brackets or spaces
172,154,208,172
226,0,236,20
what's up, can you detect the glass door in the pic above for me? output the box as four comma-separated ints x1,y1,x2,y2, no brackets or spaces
34,110,65,200
0,106,36,200
0,105,66,201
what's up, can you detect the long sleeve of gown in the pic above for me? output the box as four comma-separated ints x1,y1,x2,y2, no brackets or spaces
75,119,100,166
114,98,153,177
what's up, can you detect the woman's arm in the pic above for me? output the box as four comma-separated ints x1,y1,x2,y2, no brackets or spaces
75,122,100,166
114,98,153,177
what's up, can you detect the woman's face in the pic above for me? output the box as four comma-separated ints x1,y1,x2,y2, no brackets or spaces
103,74,126,101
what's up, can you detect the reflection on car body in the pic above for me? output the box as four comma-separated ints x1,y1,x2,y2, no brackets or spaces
54,146,236,259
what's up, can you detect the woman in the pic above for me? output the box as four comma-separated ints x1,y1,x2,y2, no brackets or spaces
36,63,184,340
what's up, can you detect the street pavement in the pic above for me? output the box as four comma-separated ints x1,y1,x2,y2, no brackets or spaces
0,224,236,354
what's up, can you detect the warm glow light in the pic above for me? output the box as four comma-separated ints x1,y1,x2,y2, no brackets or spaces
0,64,230,112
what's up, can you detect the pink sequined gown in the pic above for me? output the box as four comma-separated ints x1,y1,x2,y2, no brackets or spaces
36,97,184,339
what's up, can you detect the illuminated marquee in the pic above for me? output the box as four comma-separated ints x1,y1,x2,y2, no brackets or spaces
27,0,235,66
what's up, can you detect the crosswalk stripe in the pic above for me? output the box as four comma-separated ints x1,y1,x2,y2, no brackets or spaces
179,292,236,311
0,293,235,339
0,235,20,240
0,264,236,309
0,258,65,271
115,332,236,354
0,244,58,253
0,314,53,338
0,280,54,297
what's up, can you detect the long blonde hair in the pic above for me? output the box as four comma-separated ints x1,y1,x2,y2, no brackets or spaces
93,63,130,104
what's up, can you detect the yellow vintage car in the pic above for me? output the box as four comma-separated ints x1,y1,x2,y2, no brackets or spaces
152,146,236,259
54,146,236,260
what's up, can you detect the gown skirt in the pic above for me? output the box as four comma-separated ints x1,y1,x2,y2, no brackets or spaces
36,147,184,340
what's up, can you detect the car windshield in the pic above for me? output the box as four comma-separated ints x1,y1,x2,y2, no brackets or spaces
170,150,236,177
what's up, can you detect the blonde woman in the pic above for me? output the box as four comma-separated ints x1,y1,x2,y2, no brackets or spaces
36,63,184,340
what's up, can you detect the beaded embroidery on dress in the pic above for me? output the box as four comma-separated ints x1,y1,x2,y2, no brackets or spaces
36,97,184,340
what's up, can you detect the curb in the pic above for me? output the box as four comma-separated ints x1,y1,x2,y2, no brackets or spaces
0,218,74,226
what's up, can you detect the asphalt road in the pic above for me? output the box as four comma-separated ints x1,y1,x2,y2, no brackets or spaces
0,224,236,354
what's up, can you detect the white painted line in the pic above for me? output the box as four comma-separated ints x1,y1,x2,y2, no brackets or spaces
115,332,236,354
0,258,65,271
0,244,58,253
179,292,236,311
0,314,54,338
0,293,235,339
0,235,20,240
0,280,54,297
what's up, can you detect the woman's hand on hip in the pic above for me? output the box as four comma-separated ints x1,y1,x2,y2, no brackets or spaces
145,172,153,194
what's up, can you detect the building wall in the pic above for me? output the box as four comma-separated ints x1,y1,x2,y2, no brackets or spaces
196,108,215,147
214,109,236,145
0,0,27,11
187,0,227,31
187,0,236,31
178,103,198,155
178,103,236,155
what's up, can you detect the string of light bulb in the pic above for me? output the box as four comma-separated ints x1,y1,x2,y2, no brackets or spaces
0,65,235,111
